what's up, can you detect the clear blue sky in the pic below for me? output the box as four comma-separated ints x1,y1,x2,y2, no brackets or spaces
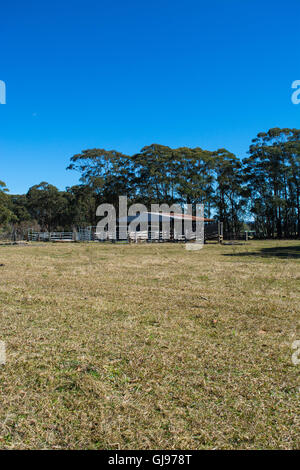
1,0,299,194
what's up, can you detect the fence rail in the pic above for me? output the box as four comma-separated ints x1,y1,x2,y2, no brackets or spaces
28,231,75,242
26,222,224,243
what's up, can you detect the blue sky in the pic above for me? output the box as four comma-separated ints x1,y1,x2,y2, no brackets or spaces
0,0,299,194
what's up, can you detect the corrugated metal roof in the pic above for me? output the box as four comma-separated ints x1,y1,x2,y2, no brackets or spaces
117,212,214,223
149,212,214,222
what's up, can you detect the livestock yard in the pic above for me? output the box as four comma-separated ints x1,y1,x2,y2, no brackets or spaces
0,240,299,449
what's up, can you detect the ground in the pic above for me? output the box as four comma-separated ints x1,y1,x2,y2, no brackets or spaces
0,240,299,449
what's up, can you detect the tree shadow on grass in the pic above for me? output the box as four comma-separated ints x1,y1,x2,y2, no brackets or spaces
223,244,300,259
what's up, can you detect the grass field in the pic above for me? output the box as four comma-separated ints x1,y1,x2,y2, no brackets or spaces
0,240,299,449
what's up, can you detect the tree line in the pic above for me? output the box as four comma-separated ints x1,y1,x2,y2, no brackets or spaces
1,127,299,238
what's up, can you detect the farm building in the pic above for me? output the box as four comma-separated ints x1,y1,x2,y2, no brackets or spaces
118,212,217,242
80,212,223,243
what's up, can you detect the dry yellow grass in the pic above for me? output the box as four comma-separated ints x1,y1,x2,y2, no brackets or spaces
0,240,299,449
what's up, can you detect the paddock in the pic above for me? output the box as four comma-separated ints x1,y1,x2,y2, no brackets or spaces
0,240,299,449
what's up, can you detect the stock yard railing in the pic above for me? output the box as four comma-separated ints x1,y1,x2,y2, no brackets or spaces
80,228,199,243
27,222,224,243
28,231,75,242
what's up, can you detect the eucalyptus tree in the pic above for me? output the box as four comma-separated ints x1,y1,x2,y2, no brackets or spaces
67,149,133,208
175,147,215,216
0,180,15,225
286,129,300,236
244,128,300,238
10,195,31,223
65,184,97,227
132,144,178,204
212,149,245,234
26,182,68,231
